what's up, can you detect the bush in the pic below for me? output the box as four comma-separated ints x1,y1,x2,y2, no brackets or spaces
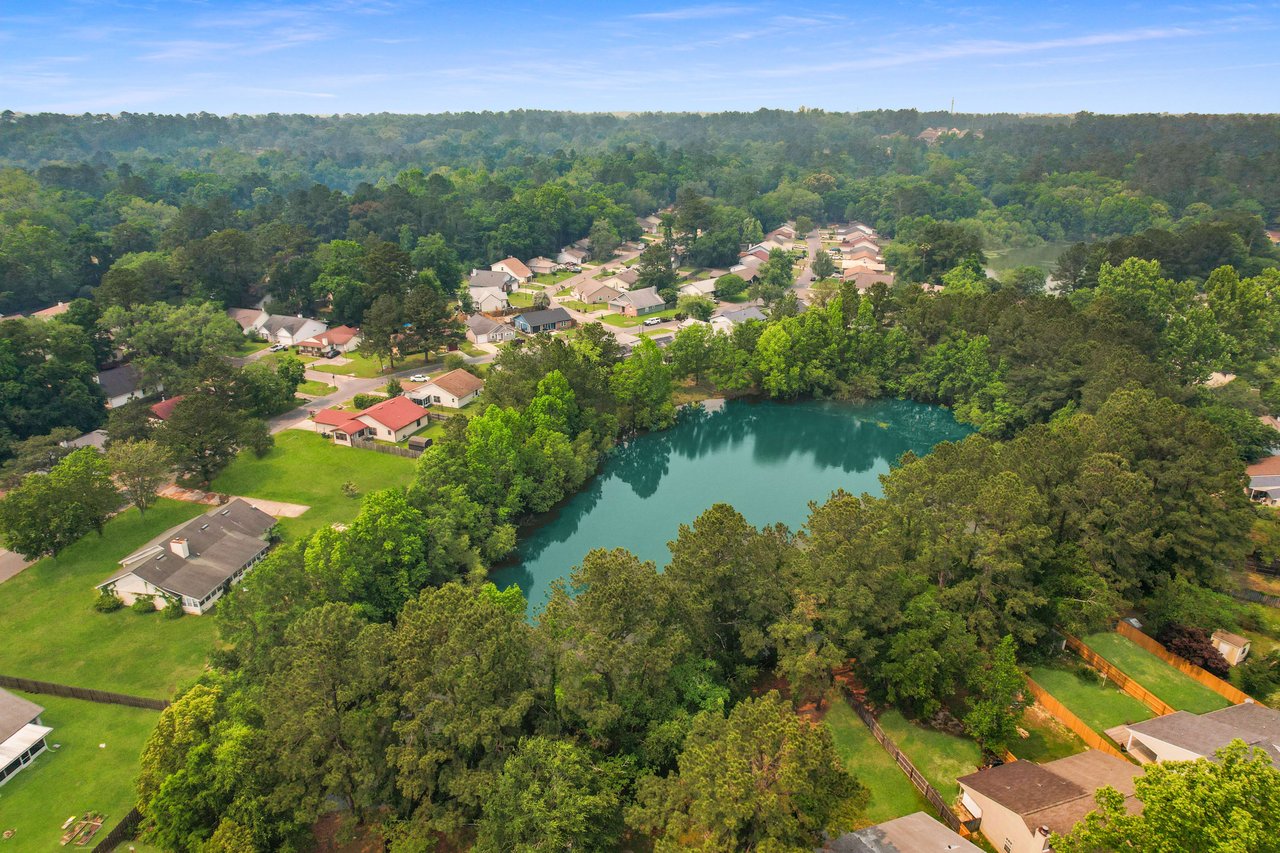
93,590,123,613
342,480,359,499
162,598,185,619
1157,623,1230,678
444,353,467,372
352,393,383,410
386,378,403,397
131,594,157,614
1234,649,1280,700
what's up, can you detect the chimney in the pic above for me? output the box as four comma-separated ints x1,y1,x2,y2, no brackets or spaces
169,537,190,558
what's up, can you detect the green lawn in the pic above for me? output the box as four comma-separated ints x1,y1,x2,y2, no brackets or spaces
508,292,535,308
878,710,983,801
1013,705,1086,763
985,241,1072,276
601,307,679,327
1029,664,1153,735
459,342,484,357
310,350,437,379
209,431,415,538
562,299,608,312
1082,632,1230,714
534,270,575,286
0,693,158,851
296,379,337,396
824,699,931,824
233,338,270,356
0,500,215,697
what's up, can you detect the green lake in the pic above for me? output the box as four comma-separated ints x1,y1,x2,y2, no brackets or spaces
493,398,971,612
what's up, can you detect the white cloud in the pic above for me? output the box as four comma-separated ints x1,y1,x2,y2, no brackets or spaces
630,4,756,21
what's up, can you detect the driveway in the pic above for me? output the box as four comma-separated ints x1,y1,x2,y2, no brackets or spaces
0,549,33,584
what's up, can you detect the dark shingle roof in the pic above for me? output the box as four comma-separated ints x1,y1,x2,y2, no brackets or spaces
519,307,572,327
0,688,43,745
97,363,143,399
822,812,981,852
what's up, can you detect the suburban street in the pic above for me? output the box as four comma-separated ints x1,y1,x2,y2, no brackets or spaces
794,228,822,287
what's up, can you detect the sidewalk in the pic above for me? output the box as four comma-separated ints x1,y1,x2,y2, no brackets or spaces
0,549,33,583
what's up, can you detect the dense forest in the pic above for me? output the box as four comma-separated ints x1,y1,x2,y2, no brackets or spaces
3,110,1280,850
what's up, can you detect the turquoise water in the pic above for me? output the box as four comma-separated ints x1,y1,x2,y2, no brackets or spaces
492,398,971,611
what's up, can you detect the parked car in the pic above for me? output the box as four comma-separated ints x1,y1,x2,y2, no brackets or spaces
642,317,663,327
409,374,429,382
269,343,288,352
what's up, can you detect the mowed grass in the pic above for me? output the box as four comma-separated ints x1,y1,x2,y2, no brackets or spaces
877,710,983,801
1029,664,1153,735
311,350,439,379
296,378,337,396
210,431,415,539
1082,632,1230,714
0,694,158,851
823,698,930,825
0,500,215,697
601,307,679,327
1012,703,1086,763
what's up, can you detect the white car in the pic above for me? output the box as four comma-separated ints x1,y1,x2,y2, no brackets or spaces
409,374,429,382
642,317,663,327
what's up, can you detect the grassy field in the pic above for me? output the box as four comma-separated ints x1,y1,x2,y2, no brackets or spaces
1013,704,1086,763
0,500,215,697
601,307,679,327
877,710,983,800
233,338,271,356
210,431,415,538
310,350,438,379
0,693,158,851
1029,664,1153,735
823,699,930,824
508,291,535,308
1082,632,1230,714
533,270,575,286
985,241,1072,275
296,379,337,396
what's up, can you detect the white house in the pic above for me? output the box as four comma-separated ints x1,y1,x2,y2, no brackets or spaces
1111,704,1280,764
527,256,559,276
678,278,718,299
491,257,533,283
96,499,276,615
406,369,485,408
0,689,51,787
557,246,590,265
96,363,161,409
470,287,511,314
296,325,362,356
258,315,328,347
312,396,431,443
227,307,269,335
469,269,517,292
466,314,518,345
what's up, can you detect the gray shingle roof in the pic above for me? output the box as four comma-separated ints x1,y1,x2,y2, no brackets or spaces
260,315,312,337
96,363,143,399
614,286,667,311
0,688,43,745
822,812,982,852
99,499,275,600
466,314,503,335
469,270,515,289
518,307,573,328
1127,705,1280,762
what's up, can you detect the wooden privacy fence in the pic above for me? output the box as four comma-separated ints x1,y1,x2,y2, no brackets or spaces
349,439,422,459
1114,620,1257,706
1022,676,1131,762
838,684,968,833
92,808,143,852
0,674,168,710
1229,587,1280,608
1061,633,1177,717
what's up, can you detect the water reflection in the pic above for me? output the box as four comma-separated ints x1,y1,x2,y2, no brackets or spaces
492,398,970,611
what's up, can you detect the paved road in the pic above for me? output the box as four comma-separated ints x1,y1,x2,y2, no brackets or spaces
794,229,823,288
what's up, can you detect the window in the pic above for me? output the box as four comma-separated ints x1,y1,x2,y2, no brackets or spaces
1003,840,1012,853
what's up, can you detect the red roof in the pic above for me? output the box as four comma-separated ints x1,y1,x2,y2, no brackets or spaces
149,396,185,421
358,396,429,431
312,408,353,426
336,419,369,435
298,325,360,349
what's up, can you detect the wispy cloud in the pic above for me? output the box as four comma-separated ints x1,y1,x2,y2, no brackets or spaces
630,4,755,21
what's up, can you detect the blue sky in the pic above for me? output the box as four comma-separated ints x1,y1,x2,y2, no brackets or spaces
2,1,1278,114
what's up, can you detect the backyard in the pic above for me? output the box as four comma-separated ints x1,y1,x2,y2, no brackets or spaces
0,499,215,697
1082,632,1230,714
601,307,680,328
309,350,438,379
0,694,158,852
823,698,931,824
1012,703,1086,763
877,710,983,802
1029,663,1153,736
209,431,415,538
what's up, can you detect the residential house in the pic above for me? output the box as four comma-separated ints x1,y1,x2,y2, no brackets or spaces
296,325,361,356
730,261,761,282
149,395,185,422
470,287,511,314
609,286,667,317
742,247,772,264
1246,455,1280,504
958,751,1142,853
679,278,718,299
313,395,431,444
259,315,328,347
96,499,276,614
527,256,559,276
572,279,622,304
466,314,518,345
845,270,896,291
1110,704,1280,764
30,302,71,320
637,214,664,234
468,269,517,292
96,363,160,409
844,247,882,263
611,266,641,287
557,246,590,266
513,307,575,334
406,368,485,408
492,257,533,283
227,307,268,335
62,429,108,451
0,689,51,787
1212,630,1252,666
843,256,887,273
820,811,982,853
